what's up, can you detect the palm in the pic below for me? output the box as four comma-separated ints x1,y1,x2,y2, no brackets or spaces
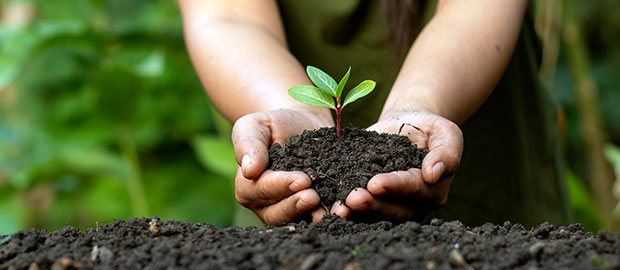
331,111,464,222
231,108,333,225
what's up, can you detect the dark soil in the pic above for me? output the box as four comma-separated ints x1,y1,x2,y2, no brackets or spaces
2,216,619,270
268,127,427,207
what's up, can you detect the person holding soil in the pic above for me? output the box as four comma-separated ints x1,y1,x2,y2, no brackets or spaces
177,0,572,227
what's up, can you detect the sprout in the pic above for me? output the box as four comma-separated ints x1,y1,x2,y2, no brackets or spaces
288,66,376,141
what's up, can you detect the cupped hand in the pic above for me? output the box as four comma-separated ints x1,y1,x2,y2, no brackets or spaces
232,108,333,225
330,110,464,222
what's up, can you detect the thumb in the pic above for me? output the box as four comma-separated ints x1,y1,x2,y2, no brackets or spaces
421,120,463,184
232,113,272,179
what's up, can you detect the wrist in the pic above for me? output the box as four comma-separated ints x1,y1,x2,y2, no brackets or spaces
380,100,456,125
381,82,459,124
378,108,429,123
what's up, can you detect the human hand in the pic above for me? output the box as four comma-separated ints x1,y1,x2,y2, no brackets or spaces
232,108,333,225
330,110,464,222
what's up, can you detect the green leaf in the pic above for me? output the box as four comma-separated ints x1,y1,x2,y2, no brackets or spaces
342,80,376,108
135,50,165,77
0,190,25,235
335,67,350,99
604,143,620,170
193,135,236,178
306,66,338,97
288,85,336,109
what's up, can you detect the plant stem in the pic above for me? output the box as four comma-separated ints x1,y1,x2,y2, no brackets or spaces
118,124,149,218
335,107,342,142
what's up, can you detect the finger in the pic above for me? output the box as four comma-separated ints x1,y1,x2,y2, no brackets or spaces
311,207,328,223
235,169,311,207
257,189,320,226
367,169,433,199
329,201,351,219
232,113,272,179
368,168,452,207
345,188,419,221
422,119,463,184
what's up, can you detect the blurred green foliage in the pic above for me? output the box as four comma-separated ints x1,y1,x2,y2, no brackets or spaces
553,0,620,167
550,0,620,231
0,0,239,234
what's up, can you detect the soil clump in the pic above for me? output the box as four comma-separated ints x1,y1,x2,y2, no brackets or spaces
268,127,427,207
2,216,619,269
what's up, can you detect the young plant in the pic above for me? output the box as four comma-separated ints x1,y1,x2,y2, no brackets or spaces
288,66,376,140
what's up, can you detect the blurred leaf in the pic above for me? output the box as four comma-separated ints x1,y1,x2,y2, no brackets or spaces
605,144,620,170
193,135,236,178
0,0,234,233
0,66,17,90
204,103,232,139
160,172,235,227
567,170,603,232
135,50,165,77
604,144,620,217
0,188,25,235
33,0,98,23
0,26,37,89
79,176,132,220
233,206,263,228
94,64,142,123
142,155,235,227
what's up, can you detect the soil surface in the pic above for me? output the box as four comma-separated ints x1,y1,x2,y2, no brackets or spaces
268,127,427,207
1,216,619,270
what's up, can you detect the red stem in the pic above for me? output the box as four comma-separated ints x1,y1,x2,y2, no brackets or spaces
335,107,342,142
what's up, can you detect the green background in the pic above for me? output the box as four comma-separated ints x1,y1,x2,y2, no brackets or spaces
0,0,619,234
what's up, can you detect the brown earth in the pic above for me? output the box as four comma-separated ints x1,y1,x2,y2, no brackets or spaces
268,127,427,208
1,216,619,269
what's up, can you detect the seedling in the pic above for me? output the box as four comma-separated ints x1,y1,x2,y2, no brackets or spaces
288,66,376,141
592,255,610,269
348,245,364,259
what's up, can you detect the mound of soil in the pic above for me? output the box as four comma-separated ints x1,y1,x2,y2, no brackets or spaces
268,127,427,207
1,216,619,270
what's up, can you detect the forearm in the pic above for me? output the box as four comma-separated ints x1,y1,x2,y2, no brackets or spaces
179,0,332,123
381,0,528,125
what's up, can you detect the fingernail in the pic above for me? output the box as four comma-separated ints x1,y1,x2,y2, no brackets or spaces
241,155,250,174
367,179,386,195
432,162,445,182
333,202,345,216
331,201,342,214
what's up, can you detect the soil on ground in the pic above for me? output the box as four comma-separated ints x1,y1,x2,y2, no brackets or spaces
1,216,619,270
268,127,427,207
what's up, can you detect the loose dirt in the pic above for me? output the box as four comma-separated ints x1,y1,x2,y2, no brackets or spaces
1,216,619,269
268,127,427,207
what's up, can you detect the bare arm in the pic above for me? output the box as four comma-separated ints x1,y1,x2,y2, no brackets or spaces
337,0,529,221
178,0,331,123
178,0,333,225
382,0,529,124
